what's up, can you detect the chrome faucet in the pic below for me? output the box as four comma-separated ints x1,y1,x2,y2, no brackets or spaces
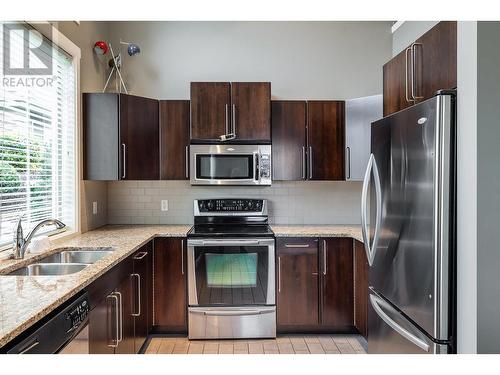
12,217,66,259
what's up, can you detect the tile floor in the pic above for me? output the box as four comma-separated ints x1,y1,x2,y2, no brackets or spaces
144,334,367,354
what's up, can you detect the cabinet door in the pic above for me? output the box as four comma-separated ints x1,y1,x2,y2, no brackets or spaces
307,101,345,180
321,238,354,327
383,49,414,117
354,240,369,338
159,100,190,180
276,238,319,328
119,94,159,180
88,295,115,354
153,238,187,332
132,245,151,352
271,101,307,181
414,21,457,102
115,275,135,354
190,82,231,140
231,82,271,141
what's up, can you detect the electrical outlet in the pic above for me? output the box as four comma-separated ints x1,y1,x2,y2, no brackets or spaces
161,200,169,211
92,201,98,215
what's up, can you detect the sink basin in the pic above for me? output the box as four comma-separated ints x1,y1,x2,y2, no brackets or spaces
39,249,114,264
7,263,88,276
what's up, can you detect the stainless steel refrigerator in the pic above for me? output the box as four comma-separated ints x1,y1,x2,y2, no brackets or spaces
361,91,456,354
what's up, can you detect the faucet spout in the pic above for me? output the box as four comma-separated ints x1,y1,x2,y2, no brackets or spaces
12,218,66,259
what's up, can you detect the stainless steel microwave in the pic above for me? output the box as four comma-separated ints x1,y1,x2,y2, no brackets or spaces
190,144,271,186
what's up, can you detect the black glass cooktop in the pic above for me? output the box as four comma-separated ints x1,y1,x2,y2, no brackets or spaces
187,224,274,238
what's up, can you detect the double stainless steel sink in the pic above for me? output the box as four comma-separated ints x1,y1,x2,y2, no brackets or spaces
5,247,114,276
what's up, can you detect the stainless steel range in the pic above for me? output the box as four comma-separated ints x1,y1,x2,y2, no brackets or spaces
187,198,276,339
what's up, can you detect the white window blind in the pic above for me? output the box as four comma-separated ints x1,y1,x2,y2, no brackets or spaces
0,22,76,248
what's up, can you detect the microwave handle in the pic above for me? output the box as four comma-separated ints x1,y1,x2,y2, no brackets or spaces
255,153,260,182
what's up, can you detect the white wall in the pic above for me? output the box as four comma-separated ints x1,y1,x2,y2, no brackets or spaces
102,21,391,226
476,21,500,354
55,21,110,232
456,21,477,354
392,21,438,56
108,21,391,100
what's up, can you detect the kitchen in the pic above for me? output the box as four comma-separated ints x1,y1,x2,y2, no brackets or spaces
0,2,498,372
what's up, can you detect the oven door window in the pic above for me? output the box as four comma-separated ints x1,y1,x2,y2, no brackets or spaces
196,154,254,180
194,246,268,305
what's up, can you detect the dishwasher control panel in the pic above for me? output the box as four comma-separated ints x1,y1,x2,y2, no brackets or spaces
66,297,89,333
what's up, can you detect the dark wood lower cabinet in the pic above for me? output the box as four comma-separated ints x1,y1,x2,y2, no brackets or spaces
132,244,152,352
153,237,187,333
277,238,319,330
277,237,363,334
354,240,369,338
88,242,153,354
321,238,354,328
88,296,115,354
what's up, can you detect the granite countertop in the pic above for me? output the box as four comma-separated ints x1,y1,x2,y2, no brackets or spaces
271,225,363,243
0,223,362,349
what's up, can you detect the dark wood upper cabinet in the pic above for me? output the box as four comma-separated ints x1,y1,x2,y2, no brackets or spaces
414,21,457,102
153,238,187,333
307,101,345,180
276,238,319,329
190,82,271,142
190,82,231,141
320,238,354,328
119,94,160,180
354,240,369,338
83,93,159,180
159,100,190,180
271,101,307,180
383,50,414,117
231,82,271,141
383,21,457,116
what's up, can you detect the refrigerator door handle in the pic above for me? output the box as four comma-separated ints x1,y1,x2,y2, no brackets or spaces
370,294,430,352
361,154,382,266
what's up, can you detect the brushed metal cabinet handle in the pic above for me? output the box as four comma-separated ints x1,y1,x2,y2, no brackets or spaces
106,293,119,348
133,251,148,260
405,47,413,103
323,239,327,275
284,243,310,248
181,239,184,275
346,146,351,180
225,104,229,136
278,256,282,293
309,146,313,179
232,104,237,137
185,145,189,179
131,273,141,317
121,143,126,179
302,146,306,180
411,43,423,100
115,291,123,343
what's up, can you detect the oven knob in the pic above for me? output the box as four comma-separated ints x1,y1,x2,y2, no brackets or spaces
247,201,254,210
207,201,214,210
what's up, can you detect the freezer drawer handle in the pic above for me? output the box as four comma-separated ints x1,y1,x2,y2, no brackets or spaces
369,294,430,352
361,153,382,266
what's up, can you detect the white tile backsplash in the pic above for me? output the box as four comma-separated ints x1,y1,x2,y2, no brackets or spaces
107,181,362,225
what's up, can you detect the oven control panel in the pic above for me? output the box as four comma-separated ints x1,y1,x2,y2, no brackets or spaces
197,199,264,213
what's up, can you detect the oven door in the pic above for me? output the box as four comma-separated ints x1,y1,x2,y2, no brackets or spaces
187,238,275,306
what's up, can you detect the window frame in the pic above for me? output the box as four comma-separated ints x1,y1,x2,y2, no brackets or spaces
0,21,81,252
